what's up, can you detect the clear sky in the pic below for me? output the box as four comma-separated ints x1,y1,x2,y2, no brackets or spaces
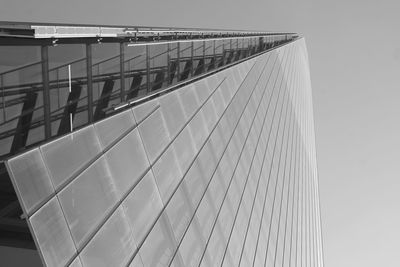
1,0,400,266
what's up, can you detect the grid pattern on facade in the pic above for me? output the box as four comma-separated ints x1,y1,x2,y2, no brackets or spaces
5,38,323,267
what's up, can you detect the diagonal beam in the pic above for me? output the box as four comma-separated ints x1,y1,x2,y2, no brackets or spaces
94,79,114,121
57,84,82,135
10,91,37,153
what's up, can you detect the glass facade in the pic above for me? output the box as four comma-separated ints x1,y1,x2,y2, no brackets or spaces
3,37,323,267
0,29,294,159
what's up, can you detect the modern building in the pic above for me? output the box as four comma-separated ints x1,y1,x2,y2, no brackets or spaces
0,22,323,267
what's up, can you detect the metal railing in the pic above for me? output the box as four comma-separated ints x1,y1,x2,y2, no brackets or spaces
0,28,297,159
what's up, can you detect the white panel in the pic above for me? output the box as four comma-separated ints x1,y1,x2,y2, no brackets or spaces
123,170,163,244
6,148,54,215
181,159,207,209
58,157,119,249
131,98,159,123
159,92,187,139
94,109,136,149
69,257,83,267
187,109,209,150
192,79,213,105
177,220,205,267
29,197,76,267
128,254,144,267
151,144,182,203
138,214,179,267
137,109,171,164
179,84,200,119
80,206,136,267
173,127,197,174
40,125,102,189
165,186,193,242
200,96,219,132
105,129,150,195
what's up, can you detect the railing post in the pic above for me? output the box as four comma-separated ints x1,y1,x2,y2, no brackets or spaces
190,41,194,77
146,45,150,93
41,45,51,139
1,75,5,123
120,42,125,102
213,40,216,68
177,42,180,81
86,43,93,123
222,40,225,65
203,40,205,72
167,43,171,85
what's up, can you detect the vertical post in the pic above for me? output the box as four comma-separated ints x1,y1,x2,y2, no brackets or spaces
120,42,125,102
68,65,73,132
86,43,93,123
146,45,150,93
203,40,205,71
41,45,51,139
167,43,171,85
190,41,194,77
222,41,225,65
177,42,180,81
213,40,216,67
1,75,5,122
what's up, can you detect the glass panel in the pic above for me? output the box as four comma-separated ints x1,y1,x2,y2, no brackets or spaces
7,148,54,215
48,44,88,133
123,170,163,244
192,41,205,77
105,128,150,195
167,42,179,86
204,40,215,72
80,206,137,267
0,45,43,157
58,156,119,249
91,43,121,119
29,197,76,267
40,125,102,189
178,42,192,82
149,43,168,92
124,44,147,101
214,40,223,68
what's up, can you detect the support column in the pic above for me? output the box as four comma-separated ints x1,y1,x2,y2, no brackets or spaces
146,45,150,93
86,44,93,123
41,45,51,139
120,42,125,102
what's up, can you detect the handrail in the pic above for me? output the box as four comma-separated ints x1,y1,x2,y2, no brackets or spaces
48,56,87,72
0,34,295,158
0,60,42,77
92,54,120,68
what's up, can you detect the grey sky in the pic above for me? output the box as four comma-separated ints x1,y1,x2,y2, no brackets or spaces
1,0,400,266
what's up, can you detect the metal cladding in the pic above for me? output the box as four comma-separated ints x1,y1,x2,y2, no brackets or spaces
5,38,323,267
